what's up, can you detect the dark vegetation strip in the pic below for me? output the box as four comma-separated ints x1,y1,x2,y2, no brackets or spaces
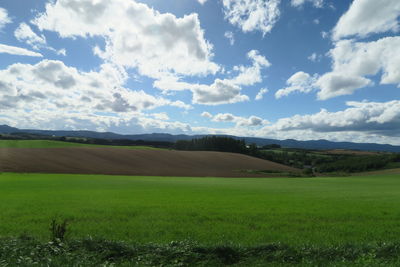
175,136,400,173
1,237,400,266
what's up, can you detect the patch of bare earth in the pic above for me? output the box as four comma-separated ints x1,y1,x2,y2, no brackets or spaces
0,147,297,177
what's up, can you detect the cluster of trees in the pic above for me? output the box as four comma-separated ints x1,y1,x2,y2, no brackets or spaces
60,137,174,148
175,136,249,154
316,154,399,173
260,149,400,173
259,150,336,169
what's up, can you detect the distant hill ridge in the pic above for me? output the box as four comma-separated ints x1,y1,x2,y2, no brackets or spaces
1,124,399,152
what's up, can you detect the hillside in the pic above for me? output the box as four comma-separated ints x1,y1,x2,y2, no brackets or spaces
0,147,297,177
1,125,400,152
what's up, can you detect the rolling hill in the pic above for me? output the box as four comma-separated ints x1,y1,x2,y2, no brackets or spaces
1,124,400,152
0,147,297,177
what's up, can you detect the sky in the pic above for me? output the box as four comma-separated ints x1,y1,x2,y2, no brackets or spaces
0,0,399,145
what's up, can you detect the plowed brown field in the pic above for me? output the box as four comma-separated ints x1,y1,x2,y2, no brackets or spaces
0,147,297,177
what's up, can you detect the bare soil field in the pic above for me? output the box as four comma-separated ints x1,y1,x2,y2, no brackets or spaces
0,147,297,177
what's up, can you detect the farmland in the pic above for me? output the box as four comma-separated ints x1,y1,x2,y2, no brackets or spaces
0,146,297,177
1,139,400,265
1,173,399,245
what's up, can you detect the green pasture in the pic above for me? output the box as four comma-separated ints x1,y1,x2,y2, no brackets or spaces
0,173,399,246
0,140,160,150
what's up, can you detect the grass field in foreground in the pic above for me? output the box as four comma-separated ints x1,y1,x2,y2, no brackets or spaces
0,173,399,246
0,140,160,149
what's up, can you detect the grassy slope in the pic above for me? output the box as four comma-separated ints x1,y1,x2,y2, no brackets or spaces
0,173,399,246
0,140,160,149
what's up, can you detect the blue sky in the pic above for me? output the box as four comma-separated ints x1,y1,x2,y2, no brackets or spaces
0,0,399,144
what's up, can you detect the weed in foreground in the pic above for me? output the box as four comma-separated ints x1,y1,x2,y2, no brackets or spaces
50,219,68,242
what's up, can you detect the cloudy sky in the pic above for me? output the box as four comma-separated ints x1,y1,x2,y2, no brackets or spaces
0,0,399,144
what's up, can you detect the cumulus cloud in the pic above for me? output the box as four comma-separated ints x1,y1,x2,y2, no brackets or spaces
288,36,400,99
201,111,212,118
291,0,323,8
193,100,400,145
198,0,208,4
270,100,400,137
333,0,400,40
192,79,249,105
224,31,234,45
316,73,372,100
33,0,219,79
0,58,192,134
0,7,11,30
0,60,191,132
316,37,400,99
154,50,270,105
222,0,281,35
275,71,317,98
1,108,192,135
0,44,43,57
205,112,269,127
255,88,268,100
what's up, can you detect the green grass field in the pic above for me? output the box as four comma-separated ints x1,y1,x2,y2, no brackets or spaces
0,140,160,149
0,173,399,246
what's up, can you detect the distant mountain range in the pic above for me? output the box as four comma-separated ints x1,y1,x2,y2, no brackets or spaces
1,124,400,152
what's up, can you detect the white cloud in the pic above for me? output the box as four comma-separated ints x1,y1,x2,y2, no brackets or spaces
198,0,208,4
316,37,400,99
192,79,250,105
308,52,321,62
291,37,400,100
14,22,67,56
0,60,190,130
316,73,372,100
151,112,169,121
291,0,323,8
275,71,317,98
224,31,235,45
231,50,271,85
192,100,400,145
0,59,193,134
0,7,11,30
270,100,400,137
222,0,281,35
14,23,46,49
154,50,270,105
308,53,317,62
0,44,43,57
201,111,212,118
255,88,268,100
333,0,400,40
33,0,219,79
205,112,269,127
212,113,236,122
1,108,192,135
57,48,67,56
